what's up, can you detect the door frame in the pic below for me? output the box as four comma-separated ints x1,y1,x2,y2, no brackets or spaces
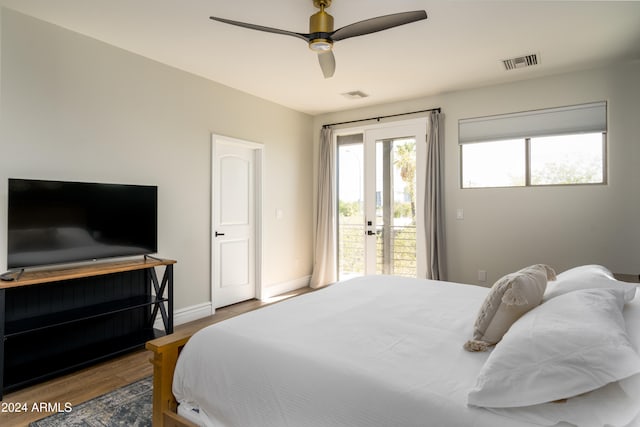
211,134,264,311
334,117,427,278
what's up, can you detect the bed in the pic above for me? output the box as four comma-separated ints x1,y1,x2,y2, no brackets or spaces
146,265,640,427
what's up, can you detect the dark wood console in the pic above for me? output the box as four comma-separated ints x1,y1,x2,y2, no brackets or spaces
0,257,175,399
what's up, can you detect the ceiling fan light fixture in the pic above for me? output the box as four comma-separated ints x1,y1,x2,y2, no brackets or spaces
309,39,333,52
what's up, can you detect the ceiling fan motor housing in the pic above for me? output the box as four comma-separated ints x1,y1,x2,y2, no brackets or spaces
309,0,334,51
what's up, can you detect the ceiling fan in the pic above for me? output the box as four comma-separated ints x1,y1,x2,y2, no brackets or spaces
210,0,427,78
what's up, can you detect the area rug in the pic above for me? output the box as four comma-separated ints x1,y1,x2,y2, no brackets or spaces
29,376,152,427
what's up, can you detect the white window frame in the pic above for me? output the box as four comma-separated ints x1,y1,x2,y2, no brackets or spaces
459,102,607,189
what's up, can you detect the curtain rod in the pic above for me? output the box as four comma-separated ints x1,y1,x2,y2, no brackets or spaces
322,107,441,129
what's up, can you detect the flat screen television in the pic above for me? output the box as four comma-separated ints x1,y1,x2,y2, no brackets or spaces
7,178,158,269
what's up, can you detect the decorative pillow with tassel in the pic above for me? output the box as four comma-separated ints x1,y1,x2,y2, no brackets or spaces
464,264,556,352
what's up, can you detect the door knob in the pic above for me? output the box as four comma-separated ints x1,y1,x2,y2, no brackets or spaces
215,231,225,237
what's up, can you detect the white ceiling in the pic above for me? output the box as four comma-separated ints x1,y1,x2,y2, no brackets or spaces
1,0,639,115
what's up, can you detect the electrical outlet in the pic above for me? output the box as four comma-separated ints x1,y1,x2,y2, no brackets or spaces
478,270,487,282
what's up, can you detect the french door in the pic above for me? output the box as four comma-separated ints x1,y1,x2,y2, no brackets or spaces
337,119,427,280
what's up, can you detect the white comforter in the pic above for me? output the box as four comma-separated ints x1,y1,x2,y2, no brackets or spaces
173,275,640,427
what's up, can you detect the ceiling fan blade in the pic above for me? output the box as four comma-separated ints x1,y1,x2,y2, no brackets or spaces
317,51,336,79
210,16,311,42
331,10,427,41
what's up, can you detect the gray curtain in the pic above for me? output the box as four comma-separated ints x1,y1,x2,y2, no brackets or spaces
425,111,446,280
310,127,336,288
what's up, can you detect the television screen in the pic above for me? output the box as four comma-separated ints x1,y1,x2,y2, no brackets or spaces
7,178,158,269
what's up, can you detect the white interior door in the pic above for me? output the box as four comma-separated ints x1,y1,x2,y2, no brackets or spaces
212,135,262,308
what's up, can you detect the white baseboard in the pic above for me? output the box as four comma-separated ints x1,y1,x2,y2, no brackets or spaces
154,302,213,329
154,276,310,329
260,275,311,300
174,302,214,326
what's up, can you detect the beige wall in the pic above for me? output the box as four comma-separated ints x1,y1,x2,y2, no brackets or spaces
0,9,314,310
314,62,640,285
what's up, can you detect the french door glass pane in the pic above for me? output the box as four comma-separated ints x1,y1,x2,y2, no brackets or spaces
375,138,416,277
338,140,364,279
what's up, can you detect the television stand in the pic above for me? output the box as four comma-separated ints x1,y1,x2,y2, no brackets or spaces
0,257,176,399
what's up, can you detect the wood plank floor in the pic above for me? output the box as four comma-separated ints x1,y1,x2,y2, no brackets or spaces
0,287,312,427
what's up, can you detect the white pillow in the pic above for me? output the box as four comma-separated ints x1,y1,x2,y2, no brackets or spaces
545,264,637,302
468,287,640,408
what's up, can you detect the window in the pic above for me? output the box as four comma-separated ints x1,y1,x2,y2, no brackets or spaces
459,102,607,188
462,139,525,188
530,133,604,185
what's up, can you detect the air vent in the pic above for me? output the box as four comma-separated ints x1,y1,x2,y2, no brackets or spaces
341,90,369,100
502,54,539,71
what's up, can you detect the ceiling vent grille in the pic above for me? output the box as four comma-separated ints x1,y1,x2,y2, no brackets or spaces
502,54,539,71
341,90,369,100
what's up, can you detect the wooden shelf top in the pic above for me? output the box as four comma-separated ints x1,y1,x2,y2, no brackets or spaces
0,258,176,289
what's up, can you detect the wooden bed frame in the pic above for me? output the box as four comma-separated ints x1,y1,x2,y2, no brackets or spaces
146,330,199,427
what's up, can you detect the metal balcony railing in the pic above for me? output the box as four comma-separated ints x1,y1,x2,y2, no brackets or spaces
338,223,416,278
